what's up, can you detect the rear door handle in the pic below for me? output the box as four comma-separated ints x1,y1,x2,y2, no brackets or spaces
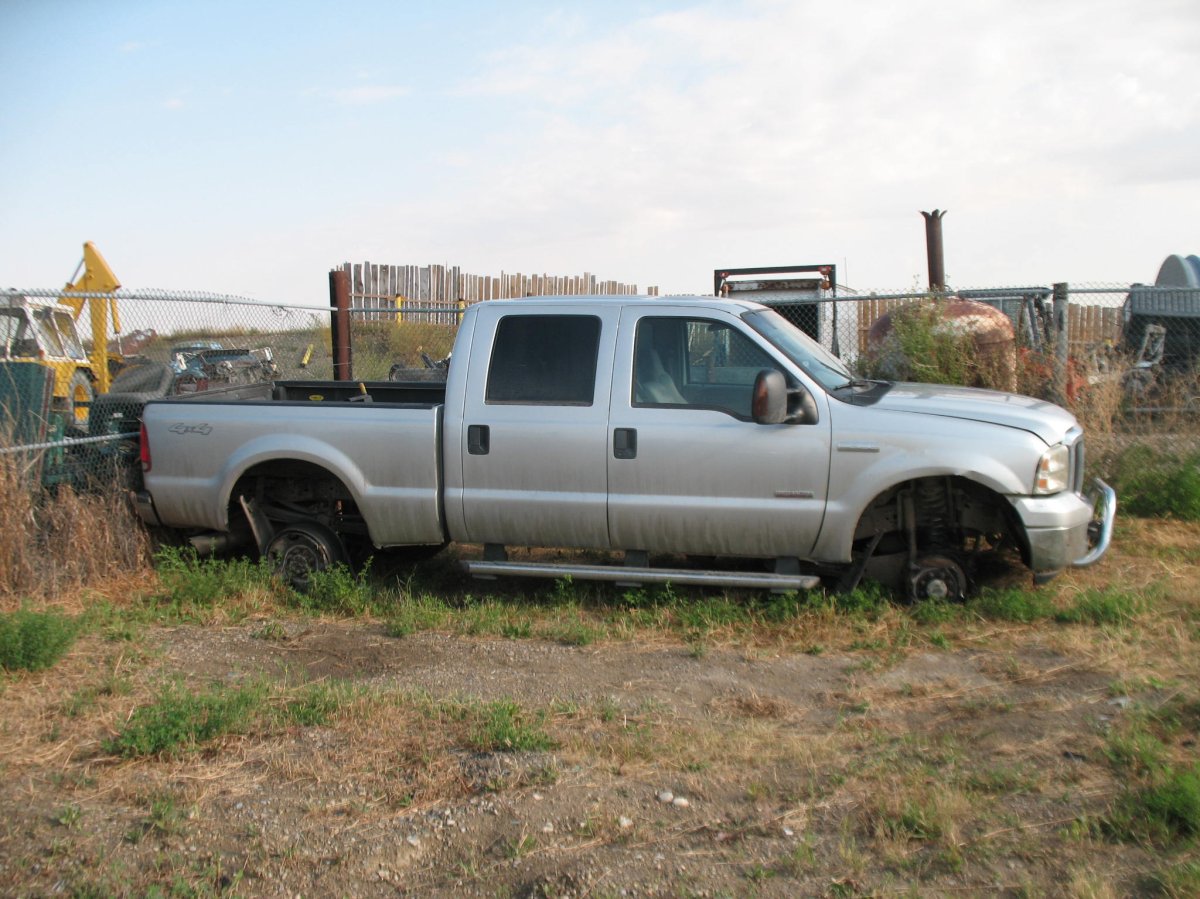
613,427,637,460
467,424,490,455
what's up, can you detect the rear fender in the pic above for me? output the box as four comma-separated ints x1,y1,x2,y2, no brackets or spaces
215,435,369,532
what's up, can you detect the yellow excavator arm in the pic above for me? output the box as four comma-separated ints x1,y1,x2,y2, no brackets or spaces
61,241,122,393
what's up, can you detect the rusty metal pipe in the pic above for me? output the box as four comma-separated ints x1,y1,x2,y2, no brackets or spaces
329,268,352,380
921,209,947,293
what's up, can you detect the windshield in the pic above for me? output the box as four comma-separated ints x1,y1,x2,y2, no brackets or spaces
742,308,854,390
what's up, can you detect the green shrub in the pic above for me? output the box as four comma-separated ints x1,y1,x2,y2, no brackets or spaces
857,300,989,387
832,582,890,617
1109,764,1200,845
104,681,265,757
1108,446,1200,520
153,545,277,608
293,561,372,615
909,599,962,625
0,607,80,672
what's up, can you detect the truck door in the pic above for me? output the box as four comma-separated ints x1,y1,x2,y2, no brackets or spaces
607,308,831,559
456,304,620,549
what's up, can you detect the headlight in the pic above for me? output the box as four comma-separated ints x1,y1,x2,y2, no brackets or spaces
1035,444,1070,495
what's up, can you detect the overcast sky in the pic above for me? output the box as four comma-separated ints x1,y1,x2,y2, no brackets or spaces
2,0,1197,304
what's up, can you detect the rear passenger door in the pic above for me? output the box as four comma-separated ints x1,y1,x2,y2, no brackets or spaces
457,304,619,549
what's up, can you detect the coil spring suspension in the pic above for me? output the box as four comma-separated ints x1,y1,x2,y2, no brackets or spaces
916,479,952,549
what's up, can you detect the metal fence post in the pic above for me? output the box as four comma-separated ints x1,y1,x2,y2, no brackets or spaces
329,269,352,381
1052,282,1069,404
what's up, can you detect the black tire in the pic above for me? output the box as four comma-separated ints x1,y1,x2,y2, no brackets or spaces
266,521,349,591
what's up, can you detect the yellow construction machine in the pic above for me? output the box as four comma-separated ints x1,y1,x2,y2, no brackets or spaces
0,242,123,426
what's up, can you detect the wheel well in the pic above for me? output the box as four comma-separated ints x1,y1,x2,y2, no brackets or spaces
229,459,366,541
853,475,1029,567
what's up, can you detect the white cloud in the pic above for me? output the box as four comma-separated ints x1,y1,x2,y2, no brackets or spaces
401,0,1200,291
163,97,184,110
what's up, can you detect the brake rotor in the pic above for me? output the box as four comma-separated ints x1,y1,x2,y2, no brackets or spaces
909,555,967,602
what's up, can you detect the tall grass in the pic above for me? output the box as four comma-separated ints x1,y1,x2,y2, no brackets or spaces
0,450,152,605
1107,445,1200,520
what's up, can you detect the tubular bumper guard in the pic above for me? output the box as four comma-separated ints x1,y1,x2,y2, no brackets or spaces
1071,477,1116,568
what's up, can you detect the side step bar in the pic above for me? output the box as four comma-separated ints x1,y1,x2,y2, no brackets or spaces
462,560,820,592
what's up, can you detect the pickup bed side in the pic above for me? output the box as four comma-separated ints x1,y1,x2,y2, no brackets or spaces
140,382,447,548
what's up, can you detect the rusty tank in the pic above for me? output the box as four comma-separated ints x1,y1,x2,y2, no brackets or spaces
866,297,1017,390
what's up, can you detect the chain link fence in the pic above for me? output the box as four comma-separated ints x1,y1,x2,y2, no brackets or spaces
2,280,1198,493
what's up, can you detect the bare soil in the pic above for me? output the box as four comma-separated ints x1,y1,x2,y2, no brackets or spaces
1,520,1197,897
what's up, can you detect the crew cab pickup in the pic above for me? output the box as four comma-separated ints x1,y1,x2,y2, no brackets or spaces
135,296,1115,599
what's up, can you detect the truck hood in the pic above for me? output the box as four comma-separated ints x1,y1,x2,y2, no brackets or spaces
872,383,1078,445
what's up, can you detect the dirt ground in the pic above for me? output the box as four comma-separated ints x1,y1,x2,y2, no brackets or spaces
1,520,1197,897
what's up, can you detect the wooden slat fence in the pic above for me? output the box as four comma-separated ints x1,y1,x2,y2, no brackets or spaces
1068,303,1123,349
342,262,658,324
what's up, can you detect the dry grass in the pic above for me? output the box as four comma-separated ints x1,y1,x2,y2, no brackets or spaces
0,450,153,608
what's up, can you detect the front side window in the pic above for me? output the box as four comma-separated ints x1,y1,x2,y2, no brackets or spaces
52,311,86,358
32,309,66,356
486,314,601,405
633,316,782,419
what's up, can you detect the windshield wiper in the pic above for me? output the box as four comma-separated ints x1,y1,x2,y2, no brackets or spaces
832,378,877,391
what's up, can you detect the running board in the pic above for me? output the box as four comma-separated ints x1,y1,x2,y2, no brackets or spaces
462,560,820,592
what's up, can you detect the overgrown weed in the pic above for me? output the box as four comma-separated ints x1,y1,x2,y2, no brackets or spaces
1108,445,1200,521
0,606,81,671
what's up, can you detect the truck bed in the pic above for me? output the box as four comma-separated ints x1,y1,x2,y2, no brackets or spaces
141,379,447,545
158,379,448,406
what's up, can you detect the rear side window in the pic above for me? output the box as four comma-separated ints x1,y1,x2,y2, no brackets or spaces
486,314,601,405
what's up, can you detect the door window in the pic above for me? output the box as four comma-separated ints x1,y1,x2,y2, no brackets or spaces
633,317,782,419
486,314,602,405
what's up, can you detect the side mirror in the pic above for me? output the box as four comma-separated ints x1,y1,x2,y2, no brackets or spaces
752,369,819,425
752,370,788,424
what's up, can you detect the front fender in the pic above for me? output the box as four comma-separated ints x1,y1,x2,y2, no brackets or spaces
812,407,1045,563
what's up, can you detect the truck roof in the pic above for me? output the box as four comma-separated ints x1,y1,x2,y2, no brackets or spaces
479,294,767,314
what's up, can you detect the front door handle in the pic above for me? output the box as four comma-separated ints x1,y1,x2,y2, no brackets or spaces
468,424,490,455
613,427,637,460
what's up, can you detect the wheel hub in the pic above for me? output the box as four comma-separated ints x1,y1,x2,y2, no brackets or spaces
909,555,967,602
266,524,344,590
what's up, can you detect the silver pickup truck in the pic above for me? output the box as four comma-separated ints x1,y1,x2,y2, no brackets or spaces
136,295,1114,600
